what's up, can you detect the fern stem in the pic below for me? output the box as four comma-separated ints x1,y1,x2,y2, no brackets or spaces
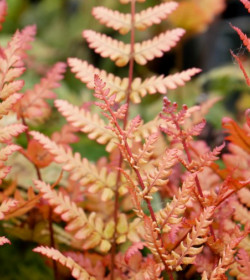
21,117,59,280
170,113,216,241
110,1,135,278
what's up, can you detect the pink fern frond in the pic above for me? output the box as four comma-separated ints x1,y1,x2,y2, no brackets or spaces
0,144,20,162
124,242,145,264
17,62,67,121
0,93,22,119
236,248,250,279
33,246,96,280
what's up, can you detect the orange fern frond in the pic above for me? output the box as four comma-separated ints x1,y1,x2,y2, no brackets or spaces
130,68,201,103
157,174,195,233
33,246,96,280
233,201,250,226
93,2,178,34
237,188,250,207
16,62,66,122
0,236,10,246
54,99,117,152
165,206,215,271
0,0,7,31
222,117,250,153
230,50,250,86
30,131,116,199
83,29,184,66
240,0,250,12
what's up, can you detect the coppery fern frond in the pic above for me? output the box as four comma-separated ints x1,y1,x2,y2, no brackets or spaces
54,99,117,152
33,246,96,280
93,2,178,34
165,206,215,271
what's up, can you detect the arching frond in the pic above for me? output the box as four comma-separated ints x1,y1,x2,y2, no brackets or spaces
230,24,250,52
54,99,117,152
34,181,111,251
83,29,184,67
30,131,116,198
33,246,96,280
92,2,178,34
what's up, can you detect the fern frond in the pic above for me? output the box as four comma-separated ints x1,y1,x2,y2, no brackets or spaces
68,58,129,101
230,24,250,52
236,248,250,280
54,99,117,152
0,123,26,142
33,246,96,280
30,131,116,198
34,180,111,251
131,68,201,103
83,29,184,66
93,2,178,34
16,62,66,121
233,201,250,226
0,0,7,31
83,30,130,67
120,0,145,4
0,236,10,246
240,0,250,12
0,93,22,119
230,50,250,86
157,174,195,233
133,29,185,65
92,7,130,35
165,206,215,271
238,188,250,207
0,199,18,220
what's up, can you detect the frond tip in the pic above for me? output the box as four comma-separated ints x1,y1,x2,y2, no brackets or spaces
33,246,96,280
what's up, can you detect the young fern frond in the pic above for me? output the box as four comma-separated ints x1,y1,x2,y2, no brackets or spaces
33,246,96,280
54,99,117,152
92,2,178,34
240,0,250,12
0,124,26,142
